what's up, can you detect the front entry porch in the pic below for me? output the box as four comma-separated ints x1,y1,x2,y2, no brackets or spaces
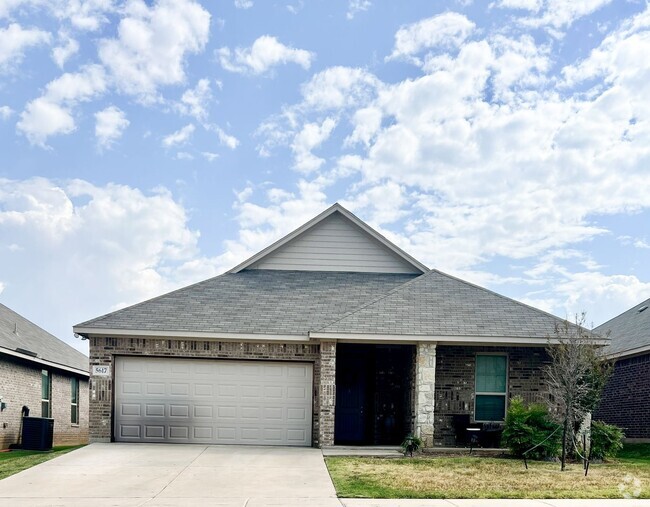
334,343,415,446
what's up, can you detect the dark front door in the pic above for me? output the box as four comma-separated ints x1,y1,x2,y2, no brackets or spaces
335,348,370,444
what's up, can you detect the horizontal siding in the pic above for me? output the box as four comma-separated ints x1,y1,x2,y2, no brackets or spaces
250,212,420,274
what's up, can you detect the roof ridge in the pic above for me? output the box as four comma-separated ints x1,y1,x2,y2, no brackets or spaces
74,271,230,329
315,269,433,332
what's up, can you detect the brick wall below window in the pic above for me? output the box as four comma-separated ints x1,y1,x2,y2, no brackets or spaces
434,345,551,447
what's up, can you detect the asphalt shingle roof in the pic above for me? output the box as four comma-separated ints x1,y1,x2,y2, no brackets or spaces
595,298,650,356
76,270,418,336
77,268,576,342
0,303,88,373
318,269,572,339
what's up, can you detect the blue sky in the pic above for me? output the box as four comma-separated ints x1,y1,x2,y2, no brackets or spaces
1,0,650,354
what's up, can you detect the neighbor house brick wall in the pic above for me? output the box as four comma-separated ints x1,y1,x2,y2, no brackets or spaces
595,353,650,440
51,372,89,446
89,337,323,446
433,345,551,446
0,355,88,449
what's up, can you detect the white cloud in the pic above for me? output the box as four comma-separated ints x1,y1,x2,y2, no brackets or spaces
346,0,371,20
176,78,212,122
95,106,129,149
0,23,51,72
492,0,542,11
515,0,613,31
98,0,210,101
213,126,239,150
249,5,650,306
176,151,193,160
162,124,195,147
59,0,115,30
51,32,79,68
234,0,252,8
291,118,337,173
0,106,13,120
17,64,107,146
301,66,381,111
201,151,219,161
387,12,475,64
0,176,233,351
218,35,314,75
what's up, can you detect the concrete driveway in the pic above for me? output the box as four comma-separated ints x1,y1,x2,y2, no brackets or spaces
0,443,341,506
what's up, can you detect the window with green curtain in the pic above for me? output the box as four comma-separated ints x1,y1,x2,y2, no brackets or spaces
475,354,507,421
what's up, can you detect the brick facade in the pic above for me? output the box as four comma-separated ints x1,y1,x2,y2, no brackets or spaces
0,355,88,448
88,336,323,445
595,353,650,440
433,345,551,446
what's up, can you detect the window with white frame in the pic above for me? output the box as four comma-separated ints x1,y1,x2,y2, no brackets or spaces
475,354,507,421
71,377,79,424
41,369,51,417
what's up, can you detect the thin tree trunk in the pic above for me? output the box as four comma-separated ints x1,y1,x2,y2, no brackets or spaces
561,416,569,471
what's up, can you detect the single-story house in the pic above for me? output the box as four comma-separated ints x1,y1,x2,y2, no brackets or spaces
594,298,650,442
74,203,607,448
0,303,89,449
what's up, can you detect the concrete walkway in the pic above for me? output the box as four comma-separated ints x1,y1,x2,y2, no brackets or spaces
0,443,341,506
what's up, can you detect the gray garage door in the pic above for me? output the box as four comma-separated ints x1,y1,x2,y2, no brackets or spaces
114,356,313,446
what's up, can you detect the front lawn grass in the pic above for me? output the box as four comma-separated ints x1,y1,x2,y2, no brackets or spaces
0,445,84,480
325,446,650,499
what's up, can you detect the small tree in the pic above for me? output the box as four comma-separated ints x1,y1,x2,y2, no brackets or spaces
545,313,611,471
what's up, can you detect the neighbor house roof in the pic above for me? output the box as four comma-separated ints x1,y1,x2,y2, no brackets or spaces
595,298,650,359
74,270,418,339
311,269,604,345
0,303,89,376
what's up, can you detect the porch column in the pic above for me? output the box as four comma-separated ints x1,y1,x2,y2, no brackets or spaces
415,342,437,448
318,340,336,447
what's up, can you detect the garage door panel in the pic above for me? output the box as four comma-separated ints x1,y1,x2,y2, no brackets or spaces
115,356,313,446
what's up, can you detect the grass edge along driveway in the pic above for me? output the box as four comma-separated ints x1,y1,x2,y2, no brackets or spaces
0,445,85,481
325,444,650,499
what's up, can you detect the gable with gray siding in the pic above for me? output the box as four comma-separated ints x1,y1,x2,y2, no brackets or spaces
247,211,422,274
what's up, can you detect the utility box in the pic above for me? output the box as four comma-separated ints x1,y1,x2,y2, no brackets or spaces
22,417,54,451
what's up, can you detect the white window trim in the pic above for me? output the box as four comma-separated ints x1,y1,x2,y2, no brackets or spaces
474,353,508,423
71,377,79,426
41,369,51,418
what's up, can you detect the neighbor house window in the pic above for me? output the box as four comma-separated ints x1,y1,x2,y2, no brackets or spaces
475,354,507,421
71,377,79,424
41,370,51,417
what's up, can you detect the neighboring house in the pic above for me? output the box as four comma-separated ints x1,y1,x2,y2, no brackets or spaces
0,303,89,449
74,204,607,448
594,298,650,442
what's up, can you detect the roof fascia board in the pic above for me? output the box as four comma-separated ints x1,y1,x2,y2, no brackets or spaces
0,346,89,377
309,332,610,347
73,327,310,343
227,203,428,274
606,343,650,360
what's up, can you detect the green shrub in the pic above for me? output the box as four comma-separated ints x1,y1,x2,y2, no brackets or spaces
401,434,423,457
590,421,624,460
501,397,561,460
